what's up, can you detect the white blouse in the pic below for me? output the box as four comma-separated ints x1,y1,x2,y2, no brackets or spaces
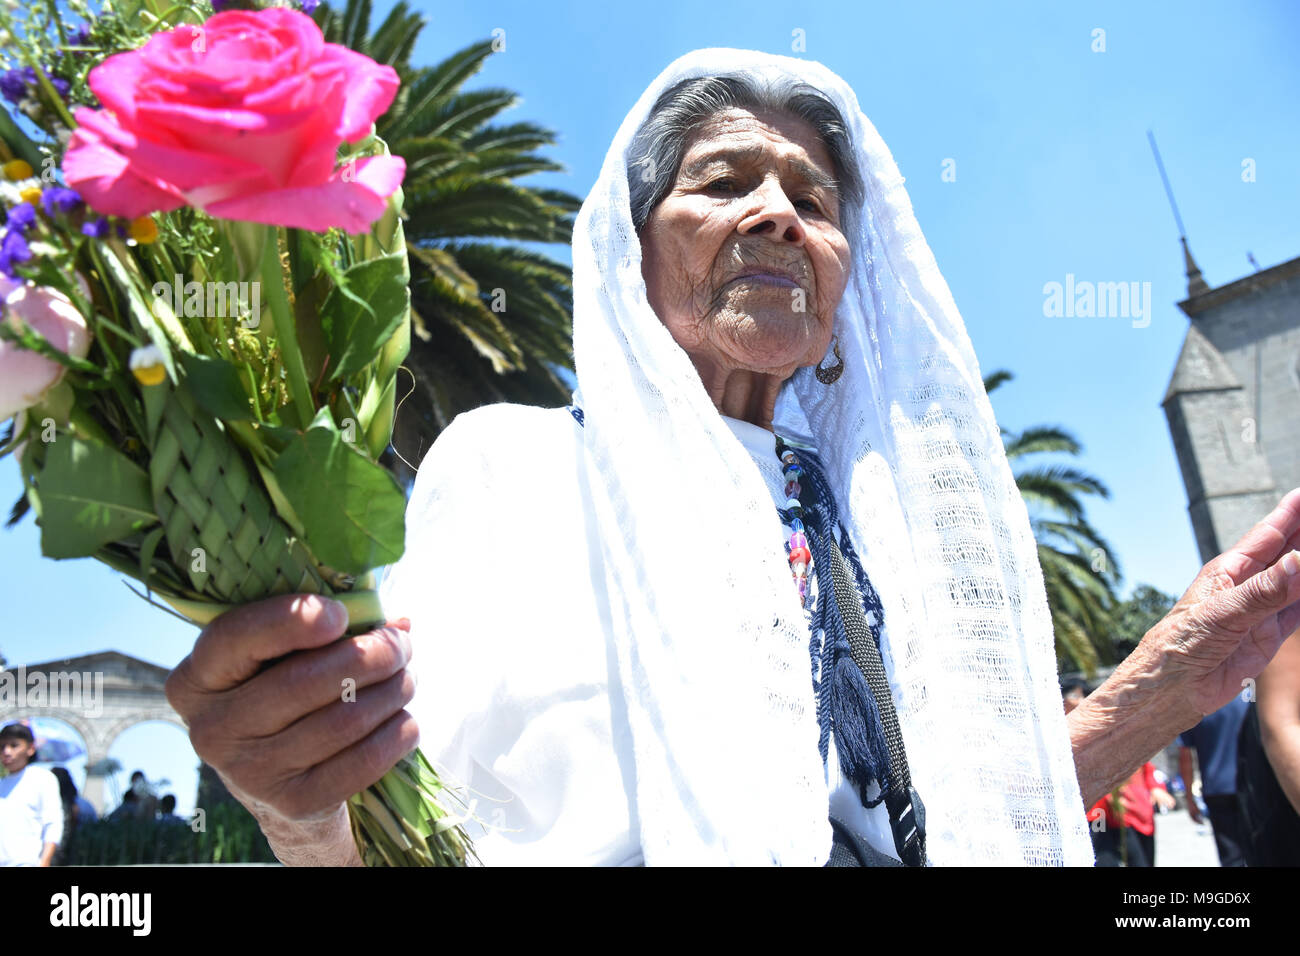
380,403,901,865
721,414,901,865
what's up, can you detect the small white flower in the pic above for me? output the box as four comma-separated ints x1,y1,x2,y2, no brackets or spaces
129,345,168,386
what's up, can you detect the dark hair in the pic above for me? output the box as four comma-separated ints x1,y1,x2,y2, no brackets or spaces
160,794,176,814
626,73,864,235
50,766,78,804
1060,678,1088,697
0,722,34,743
49,766,79,866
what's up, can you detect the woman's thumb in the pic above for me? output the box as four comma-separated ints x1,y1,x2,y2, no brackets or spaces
1216,550,1300,631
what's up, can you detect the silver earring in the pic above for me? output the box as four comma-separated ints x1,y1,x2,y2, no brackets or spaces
815,337,843,385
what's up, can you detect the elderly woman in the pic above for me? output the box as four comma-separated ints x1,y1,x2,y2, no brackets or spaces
164,49,1300,866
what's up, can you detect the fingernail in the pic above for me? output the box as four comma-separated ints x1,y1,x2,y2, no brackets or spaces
314,595,347,630
394,617,412,632
1285,550,1300,577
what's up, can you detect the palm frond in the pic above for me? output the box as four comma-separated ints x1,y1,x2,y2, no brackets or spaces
992,374,1123,673
983,369,1014,394
322,0,584,485
1004,425,1081,460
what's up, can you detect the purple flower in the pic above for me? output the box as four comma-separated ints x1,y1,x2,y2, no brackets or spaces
301,0,320,13
6,203,36,232
0,67,36,104
41,188,83,216
0,230,32,279
210,0,236,11
70,23,92,47
81,217,110,238
49,76,70,99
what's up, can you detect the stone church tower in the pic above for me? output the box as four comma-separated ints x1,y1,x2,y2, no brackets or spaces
1162,243,1300,563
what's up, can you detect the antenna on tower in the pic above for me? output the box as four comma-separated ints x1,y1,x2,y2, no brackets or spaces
1147,129,1209,297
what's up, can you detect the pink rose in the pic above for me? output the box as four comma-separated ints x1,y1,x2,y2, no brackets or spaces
61,8,404,234
0,280,92,422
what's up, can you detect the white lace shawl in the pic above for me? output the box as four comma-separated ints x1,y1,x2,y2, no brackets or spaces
567,47,1094,865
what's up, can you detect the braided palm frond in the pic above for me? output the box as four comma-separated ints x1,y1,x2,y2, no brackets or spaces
148,378,331,604
143,376,471,866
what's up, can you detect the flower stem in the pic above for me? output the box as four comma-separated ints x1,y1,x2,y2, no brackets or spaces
30,63,76,133
258,226,315,428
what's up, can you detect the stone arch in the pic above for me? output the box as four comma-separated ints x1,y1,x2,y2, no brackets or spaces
2,651,184,814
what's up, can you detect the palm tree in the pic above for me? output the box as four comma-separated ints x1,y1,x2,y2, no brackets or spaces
985,370,1121,677
317,0,581,483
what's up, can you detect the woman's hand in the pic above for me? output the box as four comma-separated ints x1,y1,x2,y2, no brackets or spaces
1138,486,1300,723
164,593,419,864
1070,487,1300,807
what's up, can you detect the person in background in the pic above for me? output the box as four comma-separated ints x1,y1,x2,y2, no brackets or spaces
156,793,186,826
1238,634,1300,865
1064,681,1175,866
0,723,63,867
75,786,98,825
49,767,81,866
1062,680,1104,864
107,789,138,822
1178,695,1249,866
1062,679,1087,716
1091,761,1175,867
119,769,157,820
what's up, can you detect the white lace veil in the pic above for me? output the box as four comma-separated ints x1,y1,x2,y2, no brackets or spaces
570,47,1093,865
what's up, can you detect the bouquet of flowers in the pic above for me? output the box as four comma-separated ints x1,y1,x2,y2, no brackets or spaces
0,0,473,866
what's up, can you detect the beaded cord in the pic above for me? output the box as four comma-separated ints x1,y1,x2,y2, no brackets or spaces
775,436,813,608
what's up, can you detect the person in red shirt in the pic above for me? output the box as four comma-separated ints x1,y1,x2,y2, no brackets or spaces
1087,762,1176,866
1064,680,1175,866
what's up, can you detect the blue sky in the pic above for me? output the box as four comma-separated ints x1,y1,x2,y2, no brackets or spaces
2,0,1297,814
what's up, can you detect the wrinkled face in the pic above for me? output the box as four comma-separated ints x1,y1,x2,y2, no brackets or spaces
639,107,851,380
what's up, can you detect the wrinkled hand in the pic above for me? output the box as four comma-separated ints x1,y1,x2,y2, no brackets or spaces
1142,487,1300,723
164,593,419,824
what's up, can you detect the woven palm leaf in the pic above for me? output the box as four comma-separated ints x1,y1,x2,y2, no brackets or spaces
148,378,329,602
142,376,472,867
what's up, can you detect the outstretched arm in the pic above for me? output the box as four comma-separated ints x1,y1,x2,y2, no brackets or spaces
1257,632,1300,814
1069,488,1300,807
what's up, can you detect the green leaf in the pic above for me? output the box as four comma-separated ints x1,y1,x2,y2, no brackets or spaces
360,375,397,460
36,434,159,559
137,524,166,588
319,253,410,380
258,225,316,427
180,353,255,421
271,421,406,574
95,244,190,382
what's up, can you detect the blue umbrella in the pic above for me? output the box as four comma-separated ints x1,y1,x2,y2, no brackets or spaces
27,717,86,763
